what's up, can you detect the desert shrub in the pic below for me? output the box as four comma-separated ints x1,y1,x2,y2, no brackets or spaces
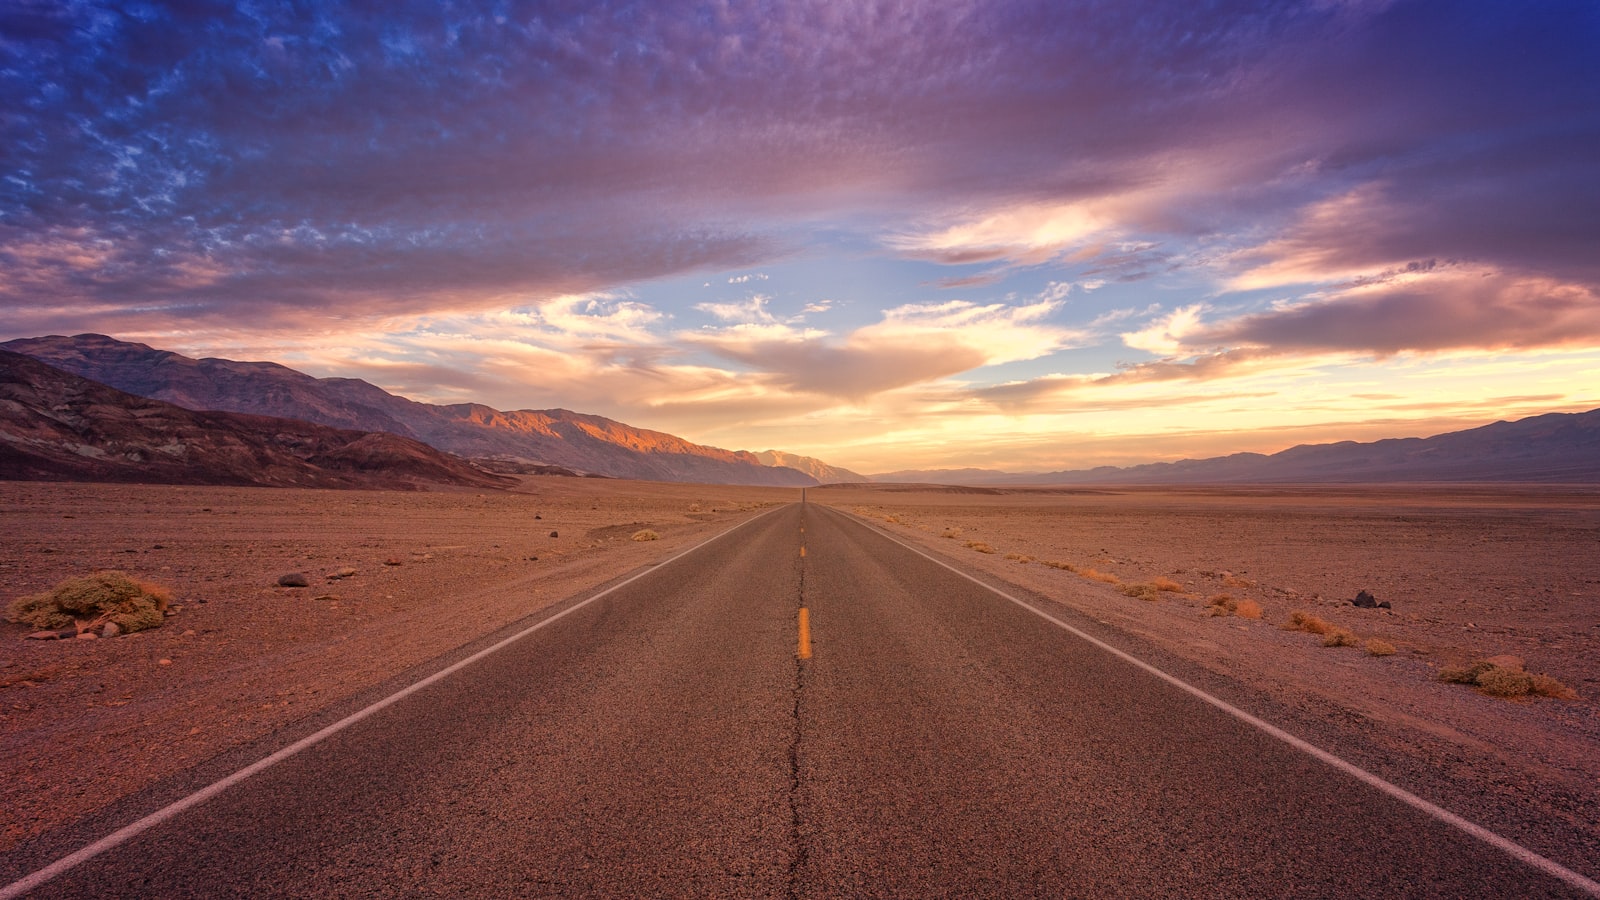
1079,568,1120,585
1475,666,1535,697
7,571,171,633
941,527,962,539
631,529,660,542
1438,660,1577,700
1530,673,1578,700
883,514,902,525
1119,583,1161,601
1222,574,1257,588
1151,577,1184,593
964,541,996,554
1438,661,1495,685
1364,639,1396,657
1233,600,1263,620
1042,560,1077,572
1284,610,1333,635
1321,628,1359,648
1004,553,1035,563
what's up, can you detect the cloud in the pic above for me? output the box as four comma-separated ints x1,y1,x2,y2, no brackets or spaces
1197,269,1600,355
13,0,1592,333
694,295,780,325
682,298,1083,400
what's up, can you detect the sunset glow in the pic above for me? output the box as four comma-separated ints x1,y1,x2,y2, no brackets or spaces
3,1,1597,473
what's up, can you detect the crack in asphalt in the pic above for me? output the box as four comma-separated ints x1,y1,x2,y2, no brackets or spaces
785,509,810,900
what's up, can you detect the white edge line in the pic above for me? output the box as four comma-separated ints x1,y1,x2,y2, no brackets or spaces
829,508,1600,898
0,504,790,900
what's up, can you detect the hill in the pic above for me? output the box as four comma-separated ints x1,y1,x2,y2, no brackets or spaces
0,350,512,491
4,334,817,486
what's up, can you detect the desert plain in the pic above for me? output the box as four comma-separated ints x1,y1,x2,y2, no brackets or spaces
2,478,1598,874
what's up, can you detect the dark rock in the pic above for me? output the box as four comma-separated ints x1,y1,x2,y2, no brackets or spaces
1378,601,1391,609
1352,590,1379,608
277,573,310,587
534,514,542,520
549,531,559,538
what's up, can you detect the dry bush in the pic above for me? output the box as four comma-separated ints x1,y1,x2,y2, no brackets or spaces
631,529,660,542
1364,639,1396,657
7,571,171,633
1004,553,1035,563
1119,583,1162,601
964,541,996,554
1222,574,1257,588
883,514,902,525
1531,673,1579,700
1042,560,1078,572
687,503,703,512
1284,610,1333,635
1438,661,1495,685
1439,660,1579,700
1321,628,1359,648
940,527,962,539
1079,568,1121,585
1233,600,1263,620
1151,576,1184,593
1475,666,1536,697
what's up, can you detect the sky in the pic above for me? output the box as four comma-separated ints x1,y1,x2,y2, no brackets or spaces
3,0,1598,474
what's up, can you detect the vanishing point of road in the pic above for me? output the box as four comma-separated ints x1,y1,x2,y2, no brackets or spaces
4,500,1595,898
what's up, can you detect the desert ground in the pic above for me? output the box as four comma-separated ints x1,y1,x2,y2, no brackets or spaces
812,482,1600,866
0,478,794,852
3,479,1598,869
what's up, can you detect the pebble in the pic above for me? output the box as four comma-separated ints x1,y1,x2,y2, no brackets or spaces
549,531,559,538
158,659,173,666
76,632,97,640
101,622,121,638
384,558,403,566
277,573,310,588
327,567,358,579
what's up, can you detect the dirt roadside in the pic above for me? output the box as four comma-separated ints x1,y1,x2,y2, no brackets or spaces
813,483,1600,871
0,478,796,851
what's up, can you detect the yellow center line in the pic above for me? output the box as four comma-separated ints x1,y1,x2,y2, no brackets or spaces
797,607,812,660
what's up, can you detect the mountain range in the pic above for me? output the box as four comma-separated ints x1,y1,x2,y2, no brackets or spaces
0,349,511,491
3,334,865,487
872,408,1600,485
3,333,1594,488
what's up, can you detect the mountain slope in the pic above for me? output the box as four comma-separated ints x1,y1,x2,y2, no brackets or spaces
751,450,868,484
1004,409,1600,484
0,351,513,490
4,334,815,486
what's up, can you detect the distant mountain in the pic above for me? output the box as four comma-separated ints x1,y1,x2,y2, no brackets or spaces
858,411,1600,486
867,467,1013,485
751,450,868,484
1010,409,1600,484
0,350,513,490
4,334,817,487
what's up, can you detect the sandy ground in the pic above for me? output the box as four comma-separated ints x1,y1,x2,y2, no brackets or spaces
0,478,794,852
3,479,1598,869
812,483,1600,865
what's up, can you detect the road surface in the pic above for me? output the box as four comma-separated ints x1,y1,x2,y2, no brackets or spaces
5,502,1593,897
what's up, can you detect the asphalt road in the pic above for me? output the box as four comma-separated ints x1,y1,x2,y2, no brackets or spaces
7,501,1593,897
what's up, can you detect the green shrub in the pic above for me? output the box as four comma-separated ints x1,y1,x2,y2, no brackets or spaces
7,571,171,633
